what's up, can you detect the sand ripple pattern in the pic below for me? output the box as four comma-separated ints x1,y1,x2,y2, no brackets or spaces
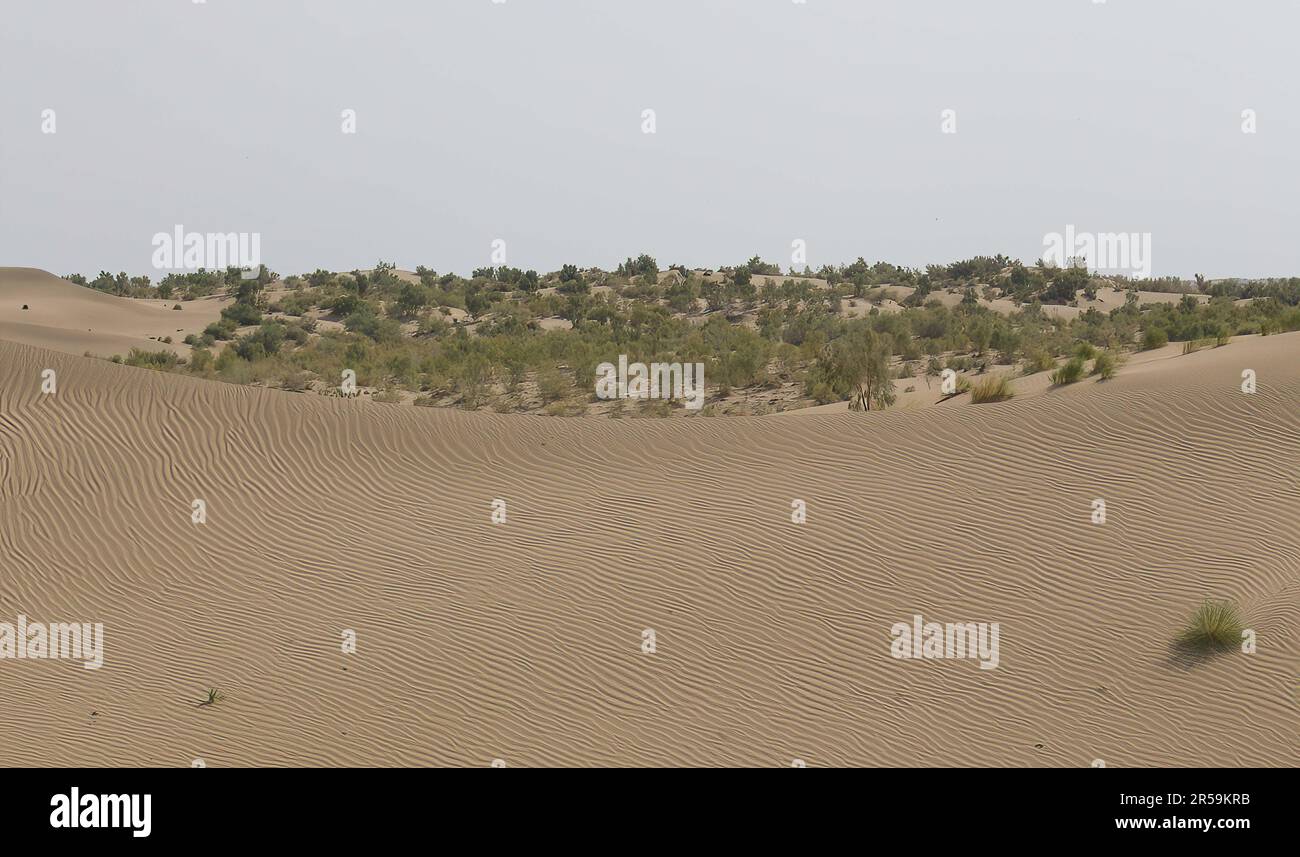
0,332,1297,767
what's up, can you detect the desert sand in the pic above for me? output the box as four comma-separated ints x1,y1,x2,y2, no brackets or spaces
0,271,1296,767
0,267,228,358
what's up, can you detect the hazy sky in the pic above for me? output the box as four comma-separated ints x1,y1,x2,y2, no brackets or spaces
2,0,1297,279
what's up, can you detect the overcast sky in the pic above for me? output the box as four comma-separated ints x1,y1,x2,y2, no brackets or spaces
2,0,1296,280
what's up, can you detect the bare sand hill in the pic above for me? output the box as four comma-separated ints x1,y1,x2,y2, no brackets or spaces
0,267,228,357
0,329,1296,767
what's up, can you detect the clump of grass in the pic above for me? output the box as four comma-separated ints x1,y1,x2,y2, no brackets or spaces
1091,351,1117,380
969,374,1014,404
198,688,225,707
1074,342,1097,361
1050,356,1085,386
1178,600,1244,651
1021,350,1055,375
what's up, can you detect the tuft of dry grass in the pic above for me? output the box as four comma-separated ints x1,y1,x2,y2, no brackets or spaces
969,374,1014,404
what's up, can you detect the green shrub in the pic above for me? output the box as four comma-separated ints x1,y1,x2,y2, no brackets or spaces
189,348,213,373
1142,328,1168,350
280,371,310,392
203,320,237,341
124,348,179,370
1091,351,1117,380
537,367,573,404
1022,350,1055,375
1178,599,1243,651
221,301,262,326
1050,356,1085,386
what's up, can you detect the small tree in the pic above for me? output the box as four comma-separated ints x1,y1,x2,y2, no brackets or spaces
810,329,896,411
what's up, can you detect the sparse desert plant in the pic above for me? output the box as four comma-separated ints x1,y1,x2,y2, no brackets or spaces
188,348,214,373
1091,351,1117,380
969,374,1014,404
536,367,573,404
1050,356,1085,386
198,688,225,707
1177,599,1244,652
280,370,311,393
1074,342,1097,361
635,398,674,418
124,348,179,370
1021,350,1055,375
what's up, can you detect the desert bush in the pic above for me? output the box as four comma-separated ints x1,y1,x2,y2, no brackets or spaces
969,374,1014,404
221,301,262,326
280,370,311,392
456,355,492,409
536,367,573,404
204,319,238,340
1141,328,1169,350
189,348,214,373
1022,350,1055,375
1050,356,1085,386
1091,351,1117,380
1178,599,1244,651
215,357,255,385
124,348,179,370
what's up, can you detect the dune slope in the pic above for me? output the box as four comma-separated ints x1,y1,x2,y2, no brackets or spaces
0,331,1296,767
0,267,227,357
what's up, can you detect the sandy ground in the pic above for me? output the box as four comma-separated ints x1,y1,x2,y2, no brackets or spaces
0,271,1296,767
0,267,229,357
781,340,1215,415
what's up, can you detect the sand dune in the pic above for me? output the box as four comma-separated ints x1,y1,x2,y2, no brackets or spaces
0,267,228,357
0,318,1296,766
